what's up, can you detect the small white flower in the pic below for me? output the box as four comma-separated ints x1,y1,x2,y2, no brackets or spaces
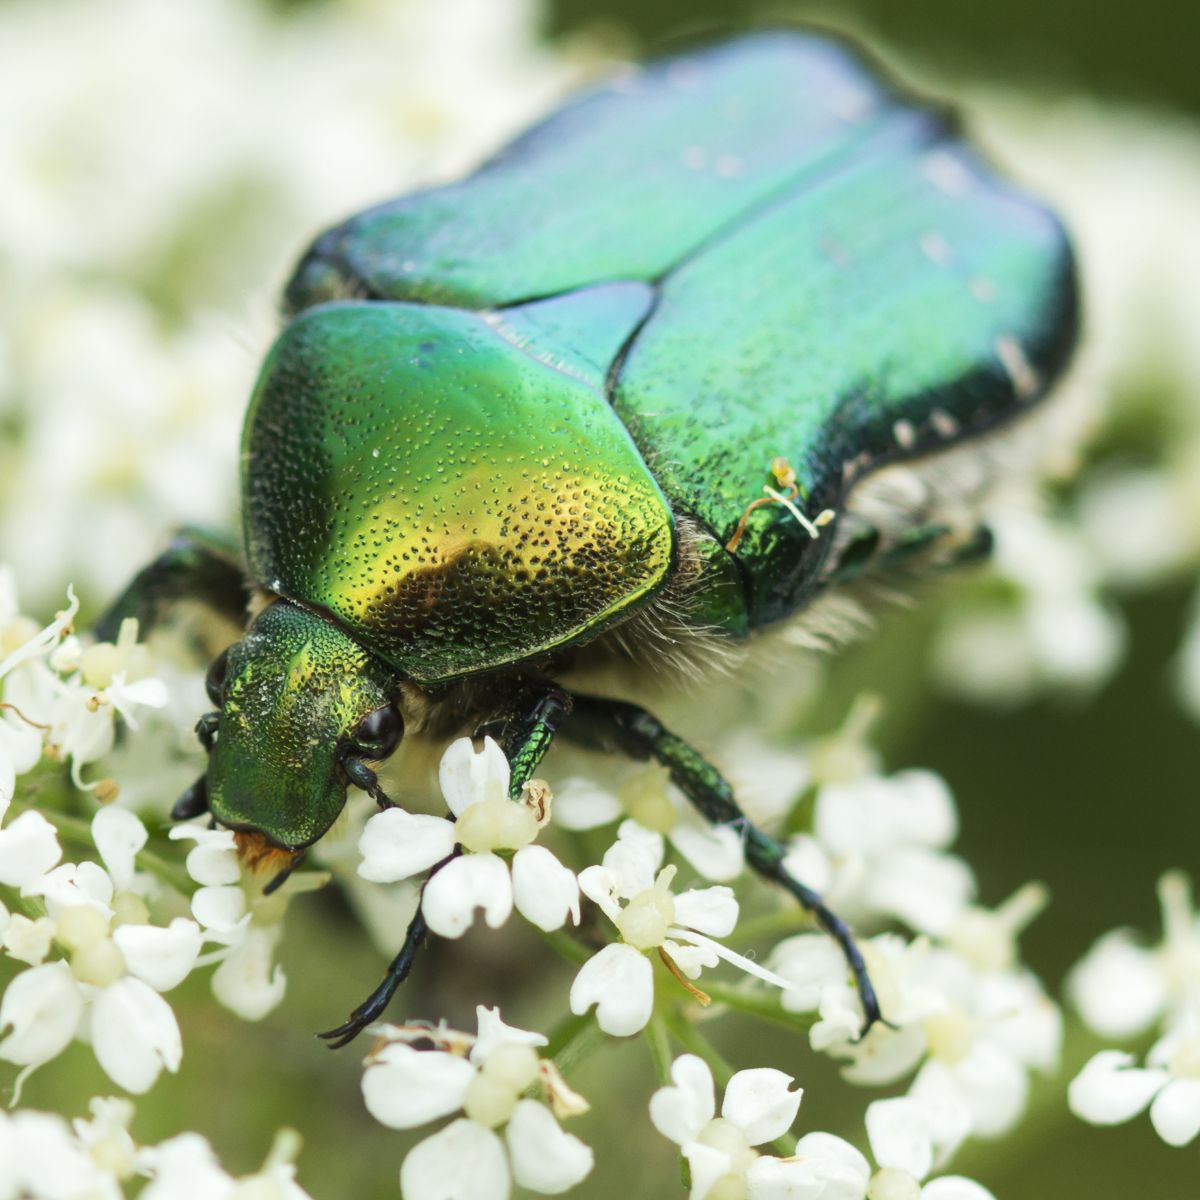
0,809,199,1093
1068,870,1200,1040
775,926,1059,1143
362,1006,593,1199
783,769,975,938
570,822,790,1036
358,737,580,939
1069,1020,1200,1146
786,1097,999,1200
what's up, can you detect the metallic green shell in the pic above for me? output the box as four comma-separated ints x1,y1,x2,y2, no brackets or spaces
273,31,1077,653
241,299,674,685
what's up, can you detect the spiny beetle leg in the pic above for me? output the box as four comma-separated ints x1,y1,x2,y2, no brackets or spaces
322,685,571,1048
565,694,884,1036
94,526,249,643
319,908,429,1049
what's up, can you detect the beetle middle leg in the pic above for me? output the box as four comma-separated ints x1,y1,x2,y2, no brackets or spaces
563,694,884,1036
319,685,572,1048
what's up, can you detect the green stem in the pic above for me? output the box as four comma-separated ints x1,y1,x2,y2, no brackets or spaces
701,980,816,1036
661,1004,736,1087
644,1012,674,1086
534,925,592,966
732,906,814,944
545,1011,606,1075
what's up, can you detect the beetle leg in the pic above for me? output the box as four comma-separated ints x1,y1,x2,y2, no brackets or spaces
318,905,432,1050
195,711,219,753
563,694,884,1037
94,525,249,643
320,686,572,1048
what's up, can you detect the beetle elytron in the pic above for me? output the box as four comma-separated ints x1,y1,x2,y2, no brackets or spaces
101,32,1077,1044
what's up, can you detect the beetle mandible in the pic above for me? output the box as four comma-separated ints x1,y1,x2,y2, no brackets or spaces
100,31,1077,1045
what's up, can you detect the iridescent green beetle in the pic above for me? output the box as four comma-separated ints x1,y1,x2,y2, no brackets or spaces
102,32,1077,1044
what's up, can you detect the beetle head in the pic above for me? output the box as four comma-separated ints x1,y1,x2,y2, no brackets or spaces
200,600,401,851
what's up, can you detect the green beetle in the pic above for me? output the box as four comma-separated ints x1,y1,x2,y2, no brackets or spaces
103,31,1076,1044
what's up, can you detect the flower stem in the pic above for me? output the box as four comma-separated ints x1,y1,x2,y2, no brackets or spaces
644,1013,674,1085
731,906,814,943
545,1011,605,1075
534,925,592,966
661,1005,736,1087
701,980,816,1035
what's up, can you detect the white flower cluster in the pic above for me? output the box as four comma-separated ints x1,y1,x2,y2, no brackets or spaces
1068,872,1200,1146
0,571,319,1096
361,1007,593,1200
347,706,1061,1195
0,1095,310,1199
650,1054,998,1200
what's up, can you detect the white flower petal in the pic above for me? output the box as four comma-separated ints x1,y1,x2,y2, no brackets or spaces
0,809,61,889
0,961,83,1066
470,1006,547,1066
422,853,513,939
400,1118,510,1200
921,1178,998,1200
211,925,286,1020
439,736,510,818
139,1132,236,1200
1067,932,1166,1039
772,934,847,1014
357,809,457,883
9,1110,110,1200
505,1100,593,1193
363,1044,475,1129
669,928,793,989
865,1097,933,1181
789,1132,872,1196
948,1041,1029,1139
1068,1051,1167,1126
113,918,202,992
683,1141,733,1200
92,976,182,1094
673,886,738,938
552,777,622,831
668,812,745,883
602,821,664,896
577,865,623,922
722,1068,802,1145
91,806,148,891
0,586,78,679
170,823,241,886
512,845,579,931
1148,1077,1200,1146
649,1054,717,1146
780,836,834,897
569,943,653,1037
192,884,247,932
35,862,115,920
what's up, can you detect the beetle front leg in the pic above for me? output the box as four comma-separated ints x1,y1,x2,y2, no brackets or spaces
319,685,572,1048
564,694,884,1036
94,525,249,643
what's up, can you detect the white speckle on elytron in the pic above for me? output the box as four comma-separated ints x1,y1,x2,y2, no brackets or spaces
995,335,1041,401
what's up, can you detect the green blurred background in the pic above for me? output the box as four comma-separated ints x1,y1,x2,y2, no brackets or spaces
15,0,1200,1196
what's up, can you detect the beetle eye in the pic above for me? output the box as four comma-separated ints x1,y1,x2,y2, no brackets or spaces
205,648,231,706
348,704,404,760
